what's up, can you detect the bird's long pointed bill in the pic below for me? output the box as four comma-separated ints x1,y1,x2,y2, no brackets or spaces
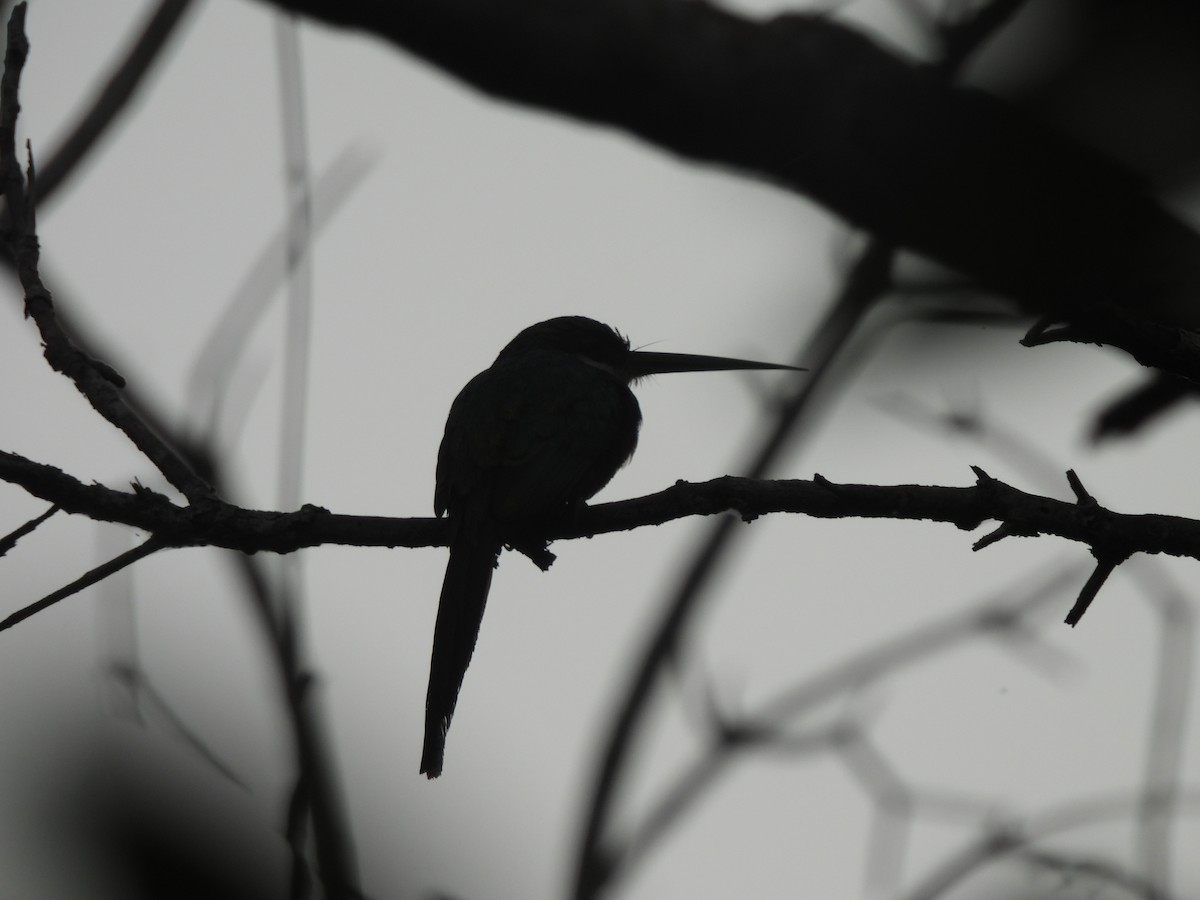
625,350,804,379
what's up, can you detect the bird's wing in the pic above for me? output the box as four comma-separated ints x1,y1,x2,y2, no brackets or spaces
435,350,640,525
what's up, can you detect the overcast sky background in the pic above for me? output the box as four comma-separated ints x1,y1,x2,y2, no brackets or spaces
3,1,1200,898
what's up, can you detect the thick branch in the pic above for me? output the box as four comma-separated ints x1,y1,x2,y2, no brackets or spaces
253,0,1200,330
4,451,1199,564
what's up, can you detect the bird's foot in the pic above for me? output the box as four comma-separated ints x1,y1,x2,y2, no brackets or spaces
507,535,556,571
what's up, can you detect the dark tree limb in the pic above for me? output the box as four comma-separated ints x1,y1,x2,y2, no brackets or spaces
250,0,1200,334
1023,306,1200,386
3,448,1198,591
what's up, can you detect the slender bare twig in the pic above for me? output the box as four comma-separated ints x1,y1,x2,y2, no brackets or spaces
899,789,1200,900
0,536,165,633
1018,847,1173,900
232,547,360,900
187,144,379,438
613,562,1084,892
0,502,56,555
109,663,250,789
274,15,314,518
36,0,196,205
1126,560,1194,893
267,15,359,899
1065,556,1120,626
877,389,1194,895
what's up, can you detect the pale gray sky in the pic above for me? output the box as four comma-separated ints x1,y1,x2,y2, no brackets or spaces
3,2,1199,898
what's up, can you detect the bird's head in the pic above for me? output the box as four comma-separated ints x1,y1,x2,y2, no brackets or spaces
495,316,804,383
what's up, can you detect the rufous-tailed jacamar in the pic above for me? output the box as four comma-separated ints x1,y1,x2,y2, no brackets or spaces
422,316,801,777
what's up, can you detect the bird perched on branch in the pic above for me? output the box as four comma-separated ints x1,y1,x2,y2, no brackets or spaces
421,316,802,777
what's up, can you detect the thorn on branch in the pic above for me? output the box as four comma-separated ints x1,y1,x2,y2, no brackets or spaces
813,472,837,491
1021,316,1058,346
1065,469,1095,506
1064,554,1121,627
973,523,1012,551
1021,316,1099,348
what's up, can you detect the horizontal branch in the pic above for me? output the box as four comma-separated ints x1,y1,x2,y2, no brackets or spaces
4,450,1200,565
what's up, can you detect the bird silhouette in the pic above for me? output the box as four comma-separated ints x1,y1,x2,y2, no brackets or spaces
421,316,801,777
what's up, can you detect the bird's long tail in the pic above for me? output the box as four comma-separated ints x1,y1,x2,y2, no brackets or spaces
420,533,498,778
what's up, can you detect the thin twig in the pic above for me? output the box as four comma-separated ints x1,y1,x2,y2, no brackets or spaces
36,0,196,205
1018,847,1173,900
612,562,1083,891
0,536,164,633
110,663,249,789
900,789,1200,900
187,144,379,437
1064,556,1120,626
271,18,358,897
1125,560,1193,891
0,502,56,555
